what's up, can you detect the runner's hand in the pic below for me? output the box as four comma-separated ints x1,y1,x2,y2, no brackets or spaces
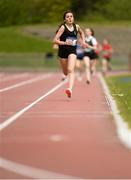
66,39,73,45
81,42,88,48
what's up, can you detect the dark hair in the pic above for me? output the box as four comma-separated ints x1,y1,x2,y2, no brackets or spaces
55,23,64,34
63,10,73,20
55,10,74,34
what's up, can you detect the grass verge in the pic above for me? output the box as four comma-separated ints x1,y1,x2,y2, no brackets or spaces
0,26,52,52
106,74,131,128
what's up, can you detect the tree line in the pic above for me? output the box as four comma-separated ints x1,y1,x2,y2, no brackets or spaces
0,0,131,26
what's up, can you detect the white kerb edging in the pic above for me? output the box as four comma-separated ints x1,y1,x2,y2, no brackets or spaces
98,73,131,149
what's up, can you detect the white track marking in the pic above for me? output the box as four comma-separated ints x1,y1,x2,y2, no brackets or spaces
98,72,131,149
49,134,66,142
0,156,126,180
26,110,109,114
0,73,29,82
0,157,76,179
0,79,67,131
0,73,52,92
22,111,108,118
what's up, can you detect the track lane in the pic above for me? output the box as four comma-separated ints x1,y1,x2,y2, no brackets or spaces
0,73,52,92
0,72,34,89
0,72,131,179
0,73,62,122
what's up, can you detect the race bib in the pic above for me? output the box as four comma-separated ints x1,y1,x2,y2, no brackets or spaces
66,37,77,46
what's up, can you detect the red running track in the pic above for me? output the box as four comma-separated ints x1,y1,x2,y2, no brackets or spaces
0,71,131,179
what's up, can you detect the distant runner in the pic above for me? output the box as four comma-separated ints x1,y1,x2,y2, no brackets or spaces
101,38,113,75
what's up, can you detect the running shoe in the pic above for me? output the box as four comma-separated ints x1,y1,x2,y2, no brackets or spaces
65,88,72,98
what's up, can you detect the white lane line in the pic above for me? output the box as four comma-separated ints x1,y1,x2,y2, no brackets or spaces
0,73,29,82
22,111,109,117
0,73,52,93
98,72,131,149
0,79,67,131
49,134,66,142
0,157,76,179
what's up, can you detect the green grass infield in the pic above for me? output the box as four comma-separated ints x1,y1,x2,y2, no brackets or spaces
106,74,131,128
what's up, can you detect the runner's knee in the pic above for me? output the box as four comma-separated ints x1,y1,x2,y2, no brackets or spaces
63,71,68,76
68,68,74,74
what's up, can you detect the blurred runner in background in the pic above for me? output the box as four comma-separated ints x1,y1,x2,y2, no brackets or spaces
101,38,113,75
90,28,101,75
75,38,84,81
83,28,98,84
